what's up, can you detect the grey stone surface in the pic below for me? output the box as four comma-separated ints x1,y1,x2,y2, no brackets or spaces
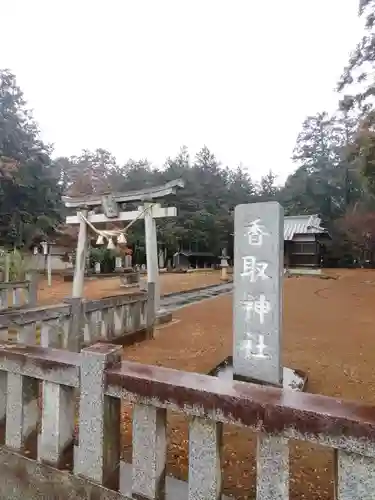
74,344,122,486
0,371,6,421
113,305,124,335
188,417,222,500
336,449,375,500
17,322,37,345
0,292,148,349
38,381,75,466
120,462,232,500
68,297,85,352
0,447,130,499
40,318,70,349
160,282,233,313
147,282,156,335
256,433,289,500
0,352,80,388
213,362,307,392
131,403,167,499
25,271,38,307
233,202,284,386
6,372,39,450
101,194,120,218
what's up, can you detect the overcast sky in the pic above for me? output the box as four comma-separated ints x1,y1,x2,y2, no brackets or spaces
1,1,364,182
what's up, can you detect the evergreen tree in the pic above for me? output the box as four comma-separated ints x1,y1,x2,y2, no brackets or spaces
0,69,61,247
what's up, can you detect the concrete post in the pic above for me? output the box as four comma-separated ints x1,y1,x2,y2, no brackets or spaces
66,297,85,352
124,254,132,268
47,253,52,287
146,282,155,338
25,271,38,307
38,381,75,467
335,449,375,500
144,203,160,314
4,253,10,282
5,373,39,451
188,417,222,500
115,256,123,272
256,433,289,500
74,343,122,488
131,404,167,500
72,210,88,298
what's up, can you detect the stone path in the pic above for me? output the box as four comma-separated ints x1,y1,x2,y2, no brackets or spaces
160,282,233,312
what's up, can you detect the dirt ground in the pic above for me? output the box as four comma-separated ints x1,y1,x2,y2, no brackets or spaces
36,271,223,305
119,269,375,500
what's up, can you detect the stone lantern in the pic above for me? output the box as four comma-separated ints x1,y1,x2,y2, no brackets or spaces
219,248,229,281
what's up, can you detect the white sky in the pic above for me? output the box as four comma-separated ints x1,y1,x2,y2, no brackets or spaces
1,1,365,182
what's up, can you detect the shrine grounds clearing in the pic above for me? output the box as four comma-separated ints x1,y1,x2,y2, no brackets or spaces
36,270,224,305
119,268,375,500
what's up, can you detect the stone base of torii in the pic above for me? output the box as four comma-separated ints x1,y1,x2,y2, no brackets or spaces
62,179,185,330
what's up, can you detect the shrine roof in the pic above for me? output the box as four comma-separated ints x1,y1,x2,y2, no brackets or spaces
284,214,330,241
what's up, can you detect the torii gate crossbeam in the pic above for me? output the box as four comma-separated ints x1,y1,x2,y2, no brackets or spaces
62,179,185,315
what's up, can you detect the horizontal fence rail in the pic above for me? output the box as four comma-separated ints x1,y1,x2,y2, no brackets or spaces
0,342,372,499
0,274,38,311
0,293,148,350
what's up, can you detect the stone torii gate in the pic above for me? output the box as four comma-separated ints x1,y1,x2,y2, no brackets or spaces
62,179,185,315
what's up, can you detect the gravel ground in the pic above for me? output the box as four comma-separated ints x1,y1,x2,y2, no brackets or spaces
119,269,375,500
36,271,224,305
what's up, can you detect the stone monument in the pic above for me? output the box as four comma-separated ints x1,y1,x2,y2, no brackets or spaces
211,201,306,391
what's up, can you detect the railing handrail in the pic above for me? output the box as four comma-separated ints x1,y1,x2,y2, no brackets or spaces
0,292,147,327
82,292,147,312
0,304,71,327
105,359,375,457
0,341,374,498
0,341,80,387
0,280,33,290
0,340,374,458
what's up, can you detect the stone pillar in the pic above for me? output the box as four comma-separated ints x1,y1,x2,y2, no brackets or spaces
66,297,85,352
188,417,222,500
256,433,289,500
335,449,375,500
95,262,101,274
38,381,75,467
72,210,88,298
158,248,165,269
124,254,132,268
74,343,122,488
131,404,167,499
115,256,123,272
144,203,160,314
47,253,52,287
5,373,39,451
0,370,6,425
25,271,38,307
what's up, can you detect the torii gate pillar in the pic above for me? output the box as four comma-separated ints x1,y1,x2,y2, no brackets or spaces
144,201,161,312
72,209,88,298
